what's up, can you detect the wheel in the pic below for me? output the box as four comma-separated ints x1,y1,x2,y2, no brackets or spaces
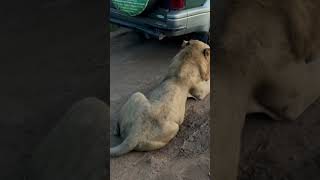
112,0,159,16
191,32,210,44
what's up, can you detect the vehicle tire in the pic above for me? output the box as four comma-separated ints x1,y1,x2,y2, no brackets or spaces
191,32,210,44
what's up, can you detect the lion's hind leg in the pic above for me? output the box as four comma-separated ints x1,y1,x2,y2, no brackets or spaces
136,121,180,151
135,141,167,151
111,92,153,156
119,92,151,127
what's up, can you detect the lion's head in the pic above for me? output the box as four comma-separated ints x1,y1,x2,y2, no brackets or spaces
166,40,210,87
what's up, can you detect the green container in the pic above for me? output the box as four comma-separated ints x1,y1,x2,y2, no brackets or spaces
112,0,151,16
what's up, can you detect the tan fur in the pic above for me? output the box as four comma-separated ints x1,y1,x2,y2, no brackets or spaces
212,0,320,180
111,40,210,157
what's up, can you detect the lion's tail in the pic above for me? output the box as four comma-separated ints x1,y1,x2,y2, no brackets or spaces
110,133,139,157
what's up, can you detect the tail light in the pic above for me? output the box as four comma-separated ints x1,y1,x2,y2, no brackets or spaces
169,0,185,10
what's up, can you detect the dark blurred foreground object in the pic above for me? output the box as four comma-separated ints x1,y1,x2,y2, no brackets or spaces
27,98,108,180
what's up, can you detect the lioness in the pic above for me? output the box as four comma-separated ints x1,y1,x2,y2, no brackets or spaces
213,0,320,180
110,40,210,157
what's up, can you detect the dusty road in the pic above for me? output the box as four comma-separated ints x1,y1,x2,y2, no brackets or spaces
110,29,210,180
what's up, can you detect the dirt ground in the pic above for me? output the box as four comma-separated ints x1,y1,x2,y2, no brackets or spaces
0,1,107,179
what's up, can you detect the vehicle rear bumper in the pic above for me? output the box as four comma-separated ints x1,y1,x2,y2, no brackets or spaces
110,9,186,39
109,2,210,40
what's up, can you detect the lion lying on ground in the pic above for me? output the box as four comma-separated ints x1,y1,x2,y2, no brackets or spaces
213,0,320,179
110,40,210,157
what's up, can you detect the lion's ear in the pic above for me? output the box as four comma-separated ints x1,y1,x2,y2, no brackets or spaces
203,48,210,60
181,40,189,48
196,48,210,81
199,61,210,81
